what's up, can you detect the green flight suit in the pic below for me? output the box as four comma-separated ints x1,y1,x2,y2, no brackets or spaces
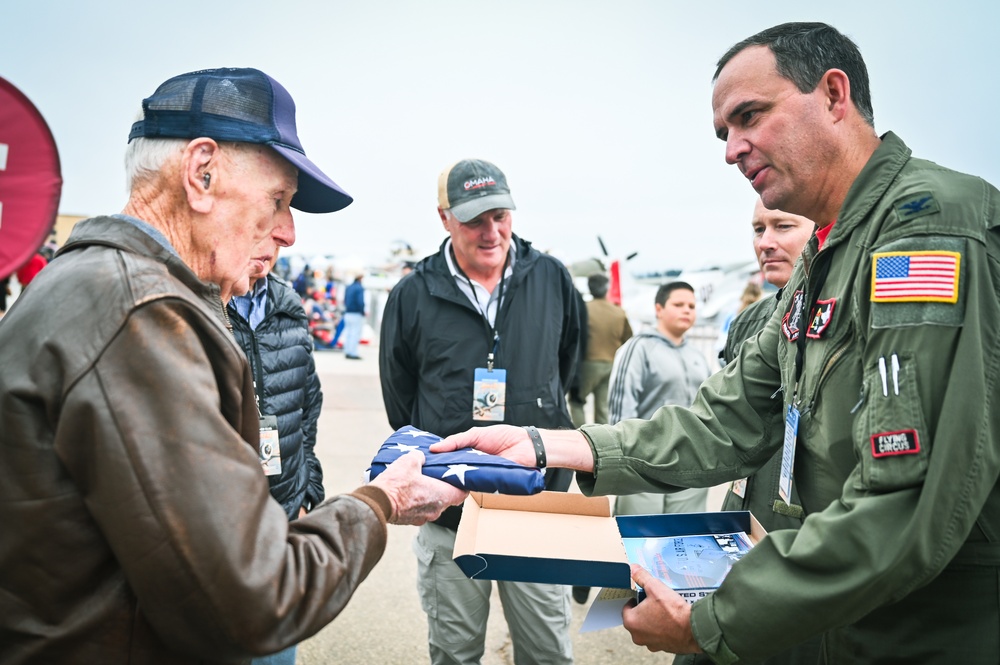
678,294,822,665
719,294,810,528
579,132,1000,664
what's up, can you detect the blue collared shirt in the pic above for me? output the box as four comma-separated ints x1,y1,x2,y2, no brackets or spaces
229,276,269,330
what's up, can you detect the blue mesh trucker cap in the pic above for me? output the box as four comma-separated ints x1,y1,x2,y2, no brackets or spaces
128,68,352,214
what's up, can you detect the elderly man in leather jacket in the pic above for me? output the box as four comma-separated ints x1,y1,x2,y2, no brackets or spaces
0,68,466,665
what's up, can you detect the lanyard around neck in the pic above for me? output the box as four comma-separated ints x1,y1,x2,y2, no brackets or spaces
793,251,832,390
450,246,509,370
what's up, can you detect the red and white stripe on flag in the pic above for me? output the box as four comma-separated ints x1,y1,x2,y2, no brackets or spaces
870,251,960,303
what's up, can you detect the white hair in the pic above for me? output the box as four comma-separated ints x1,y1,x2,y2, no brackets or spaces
123,135,187,192
123,111,269,194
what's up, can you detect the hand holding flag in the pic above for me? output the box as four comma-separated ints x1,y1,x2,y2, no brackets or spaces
366,426,545,495
434,425,598,474
433,424,537,466
367,450,468,525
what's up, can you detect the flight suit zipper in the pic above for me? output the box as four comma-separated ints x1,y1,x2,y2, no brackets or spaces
804,335,853,414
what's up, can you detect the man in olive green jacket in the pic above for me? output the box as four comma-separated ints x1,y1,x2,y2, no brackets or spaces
439,22,1000,664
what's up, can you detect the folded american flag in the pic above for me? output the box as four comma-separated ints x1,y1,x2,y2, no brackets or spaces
365,426,546,495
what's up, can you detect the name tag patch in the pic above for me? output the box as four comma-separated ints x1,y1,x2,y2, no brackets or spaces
870,429,920,458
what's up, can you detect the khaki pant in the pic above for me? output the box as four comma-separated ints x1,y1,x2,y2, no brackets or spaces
614,487,708,516
569,360,613,427
414,522,574,665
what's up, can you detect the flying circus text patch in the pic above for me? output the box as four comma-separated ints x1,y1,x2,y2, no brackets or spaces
870,429,920,458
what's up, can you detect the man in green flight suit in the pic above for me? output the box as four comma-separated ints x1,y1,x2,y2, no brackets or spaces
436,21,1000,664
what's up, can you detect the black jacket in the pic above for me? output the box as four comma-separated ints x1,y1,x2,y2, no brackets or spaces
379,235,581,527
229,275,325,519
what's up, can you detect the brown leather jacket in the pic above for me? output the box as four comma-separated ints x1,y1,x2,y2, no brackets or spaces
0,216,390,664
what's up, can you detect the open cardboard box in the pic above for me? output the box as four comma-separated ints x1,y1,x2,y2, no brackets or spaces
454,491,633,589
453,490,766,629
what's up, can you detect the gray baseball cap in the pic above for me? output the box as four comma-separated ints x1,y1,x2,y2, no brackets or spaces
437,159,516,222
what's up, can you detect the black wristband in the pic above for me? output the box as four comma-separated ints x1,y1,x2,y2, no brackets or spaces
523,426,546,469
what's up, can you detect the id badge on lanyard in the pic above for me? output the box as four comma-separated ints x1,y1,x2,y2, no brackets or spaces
461,251,510,422
473,331,506,421
778,402,799,504
779,252,831,505
473,367,507,421
259,414,282,476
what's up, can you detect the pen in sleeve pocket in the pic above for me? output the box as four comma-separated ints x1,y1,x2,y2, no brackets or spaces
891,353,900,396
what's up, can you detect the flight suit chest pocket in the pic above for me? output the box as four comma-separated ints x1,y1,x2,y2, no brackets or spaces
852,352,929,491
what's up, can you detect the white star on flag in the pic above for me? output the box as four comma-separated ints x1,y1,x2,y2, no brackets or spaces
442,464,479,485
366,425,547,495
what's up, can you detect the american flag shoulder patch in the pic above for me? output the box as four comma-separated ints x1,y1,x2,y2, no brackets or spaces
870,250,960,303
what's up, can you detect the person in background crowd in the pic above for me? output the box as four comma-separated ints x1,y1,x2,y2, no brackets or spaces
714,279,762,360
0,66,466,665
342,272,365,359
15,250,47,288
40,239,59,261
292,264,310,297
380,158,580,665
739,280,762,310
328,285,347,351
609,281,711,518
569,273,633,428
721,199,815,365
305,290,339,349
323,266,336,299
436,22,1000,663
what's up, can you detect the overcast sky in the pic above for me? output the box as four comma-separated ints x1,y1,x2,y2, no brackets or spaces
4,1,997,274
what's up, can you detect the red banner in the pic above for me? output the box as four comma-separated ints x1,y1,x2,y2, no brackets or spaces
0,77,62,279
608,259,622,306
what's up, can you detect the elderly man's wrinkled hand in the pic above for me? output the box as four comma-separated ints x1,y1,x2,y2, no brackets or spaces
432,424,535,467
622,565,702,654
369,451,468,525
